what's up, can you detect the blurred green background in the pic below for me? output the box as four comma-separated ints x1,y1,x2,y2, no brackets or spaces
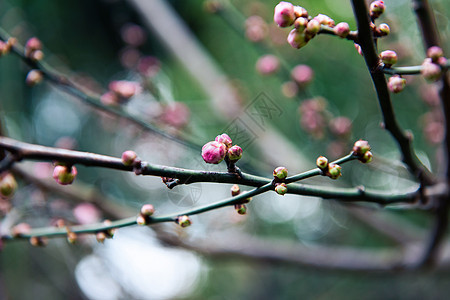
0,0,449,299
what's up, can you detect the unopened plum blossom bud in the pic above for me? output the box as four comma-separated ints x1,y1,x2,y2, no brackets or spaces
96,232,107,243
380,50,398,66
140,204,155,216
287,29,308,49
306,19,320,35
275,183,288,195
67,232,77,244
53,165,77,185
25,37,42,58
0,41,8,56
26,70,43,86
352,140,371,156
314,14,335,27
327,163,342,179
334,22,350,38
291,64,313,86
202,141,227,164
273,166,288,180
109,80,140,101
256,55,280,75
12,223,31,237
228,145,243,161
370,1,385,18
100,91,119,106
30,236,47,247
136,214,147,226
316,156,328,169
121,150,137,166
231,184,240,196
30,50,44,61
360,151,373,163
274,2,295,28
293,6,308,18
427,46,443,63
421,59,442,82
388,75,406,93
0,173,18,198
294,17,308,31
215,133,232,149
234,204,247,215
177,215,192,228
378,23,390,36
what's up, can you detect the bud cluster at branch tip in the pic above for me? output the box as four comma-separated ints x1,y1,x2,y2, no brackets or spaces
352,140,373,163
273,166,288,195
202,134,243,171
176,215,192,228
421,47,446,82
24,37,44,61
0,37,16,57
53,164,78,185
0,172,18,198
136,204,155,226
369,1,385,19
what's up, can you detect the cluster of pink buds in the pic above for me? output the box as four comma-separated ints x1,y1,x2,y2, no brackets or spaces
273,166,288,195
421,46,446,82
95,219,116,243
53,164,78,185
352,140,373,163
0,37,16,57
24,37,44,61
101,80,141,106
274,2,351,49
136,204,155,226
0,172,17,198
316,156,342,179
202,133,243,166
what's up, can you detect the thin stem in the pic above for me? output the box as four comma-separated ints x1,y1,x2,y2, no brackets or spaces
383,61,450,75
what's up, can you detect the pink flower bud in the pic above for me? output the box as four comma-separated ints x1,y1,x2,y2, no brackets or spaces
109,80,140,102
306,19,320,35
273,166,288,180
12,223,31,237
137,56,161,77
287,29,309,49
100,91,119,106
177,215,192,228
421,59,442,82
96,232,107,243
245,16,268,42
234,204,247,215
67,232,78,244
274,2,295,28
202,141,227,164
0,173,17,198
256,55,280,75
293,6,308,18
333,22,350,38
26,70,43,86
380,50,398,66
352,140,371,156
228,145,243,161
275,183,288,195
327,163,342,179
0,41,8,56
370,1,385,18
215,133,232,149
437,57,447,66
53,165,77,185
377,23,390,36
30,50,44,61
121,150,138,166
231,184,240,196
140,204,155,216
313,14,335,27
136,214,147,226
427,46,443,63
316,156,328,169
388,75,406,93
73,203,101,224
281,81,299,98
291,64,313,86
25,37,42,58
294,17,308,31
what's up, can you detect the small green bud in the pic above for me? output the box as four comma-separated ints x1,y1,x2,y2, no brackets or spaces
352,140,371,156
96,232,107,243
275,183,288,195
136,214,147,226
380,50,398,66
67,232,77,244
316,156,328,169
177,215,192,228
231,184,240,196
234,204,247,215
378,23,390,36
327,164,342,180
273,166,288,180
360,151,373,163
0,173,18,198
